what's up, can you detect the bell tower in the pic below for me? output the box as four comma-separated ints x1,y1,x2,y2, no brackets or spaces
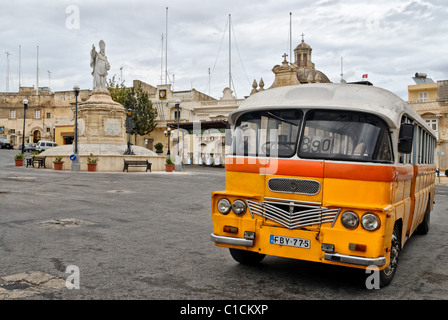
294,33,315,69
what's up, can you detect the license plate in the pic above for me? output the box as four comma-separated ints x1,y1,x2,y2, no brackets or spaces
270,235,310,249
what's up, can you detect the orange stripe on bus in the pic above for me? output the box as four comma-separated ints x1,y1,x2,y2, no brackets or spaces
225,157,266,174
225,157,324,177
415,164,437,176
324,162,414,182
225,157,415,182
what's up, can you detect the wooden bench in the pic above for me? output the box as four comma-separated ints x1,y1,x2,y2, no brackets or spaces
26,156,46,168
26,157,33,167
123,159,152,172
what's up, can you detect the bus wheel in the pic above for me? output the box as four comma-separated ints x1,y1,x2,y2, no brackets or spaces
417,201,431,235
380,225,400,287
229,248,265,265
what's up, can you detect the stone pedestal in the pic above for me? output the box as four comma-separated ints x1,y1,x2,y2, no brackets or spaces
76,90,127,145
41,89,162,171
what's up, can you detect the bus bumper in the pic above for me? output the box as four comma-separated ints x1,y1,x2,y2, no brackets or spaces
324,253,386,267
211,233,254,247
211,233,387,268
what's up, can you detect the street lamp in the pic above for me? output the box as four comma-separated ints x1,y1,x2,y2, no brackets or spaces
164,127,171,158
175,100,183,172
124,108,135,155
21,99,28,154
71,85,80,171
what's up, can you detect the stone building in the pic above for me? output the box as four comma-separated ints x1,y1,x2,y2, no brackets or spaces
293,36,331,84
252,36,331,93
407,73,448,171
0,87,90,147
134,80,242,165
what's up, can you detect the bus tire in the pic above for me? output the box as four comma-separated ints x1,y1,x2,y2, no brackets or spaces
417,201,431,235
229,248,265,265
380,225,400,287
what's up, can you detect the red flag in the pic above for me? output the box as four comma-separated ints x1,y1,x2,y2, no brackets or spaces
362,74,368,79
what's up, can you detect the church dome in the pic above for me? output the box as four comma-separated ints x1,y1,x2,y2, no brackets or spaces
293,36,331,84
295,40,311,50
267,36,331,90
297,68,330,84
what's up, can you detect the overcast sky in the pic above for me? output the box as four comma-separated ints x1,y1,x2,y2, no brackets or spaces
1,0,447,101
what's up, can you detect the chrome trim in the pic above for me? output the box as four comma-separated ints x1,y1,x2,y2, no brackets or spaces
210,233,254,247
247,198,341,230
268,178,321,195
264,197,321,206
324,253,386,267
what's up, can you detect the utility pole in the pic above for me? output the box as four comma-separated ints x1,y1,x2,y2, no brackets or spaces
229,14,232,90
19,45,21,88
5,51,10,92
161,34,164,85
165,7,168,85
36,46,39,95
289,12,292,64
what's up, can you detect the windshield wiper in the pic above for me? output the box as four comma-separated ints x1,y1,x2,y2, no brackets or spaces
265,112,299,126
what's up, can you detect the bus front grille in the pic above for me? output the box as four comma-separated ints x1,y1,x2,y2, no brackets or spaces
246,197,341,230
268,178,321,195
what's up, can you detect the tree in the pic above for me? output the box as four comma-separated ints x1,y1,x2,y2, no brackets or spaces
132,84,157,136
107,76,158,139
154,142,164,154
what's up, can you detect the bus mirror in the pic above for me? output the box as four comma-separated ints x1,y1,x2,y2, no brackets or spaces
398,123,414,154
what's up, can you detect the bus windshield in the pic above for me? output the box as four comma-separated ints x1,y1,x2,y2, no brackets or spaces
232,110,302,157
298,110,393,163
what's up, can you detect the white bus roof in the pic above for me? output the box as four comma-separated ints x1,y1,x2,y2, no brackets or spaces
230,83,423,130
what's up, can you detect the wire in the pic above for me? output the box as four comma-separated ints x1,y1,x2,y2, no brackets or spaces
230,21,251,89
204,17,229,94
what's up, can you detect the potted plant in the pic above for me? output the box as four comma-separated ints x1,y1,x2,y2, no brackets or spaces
53,156,64,170
87,153,98,172
14,153,25,166
165,157,175,172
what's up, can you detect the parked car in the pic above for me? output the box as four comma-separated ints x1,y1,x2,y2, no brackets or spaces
18,143,37,152
35,140,58,152
0,138,13,149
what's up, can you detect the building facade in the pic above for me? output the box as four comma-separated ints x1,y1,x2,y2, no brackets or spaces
252,37,331,94
0,87,91,148
407,74,448,171
134,80,242,164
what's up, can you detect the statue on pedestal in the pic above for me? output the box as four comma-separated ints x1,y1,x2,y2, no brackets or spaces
90,40,110,91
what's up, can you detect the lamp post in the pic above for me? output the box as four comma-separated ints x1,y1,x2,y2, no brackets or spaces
21,99,28,154
164,127,171,158
71,85,80,171
175,100,183,172
124,108,135,155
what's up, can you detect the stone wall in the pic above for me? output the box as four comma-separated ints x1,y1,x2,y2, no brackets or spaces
45,154,165,172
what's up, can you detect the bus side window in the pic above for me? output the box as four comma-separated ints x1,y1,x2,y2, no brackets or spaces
398,123,414,154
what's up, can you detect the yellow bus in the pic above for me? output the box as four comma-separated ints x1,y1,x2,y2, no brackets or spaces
211,83,436,287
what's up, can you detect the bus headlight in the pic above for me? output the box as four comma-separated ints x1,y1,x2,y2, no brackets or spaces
341,211,359,229
232,200,247,216
217,198,231,215
361,213,380,231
